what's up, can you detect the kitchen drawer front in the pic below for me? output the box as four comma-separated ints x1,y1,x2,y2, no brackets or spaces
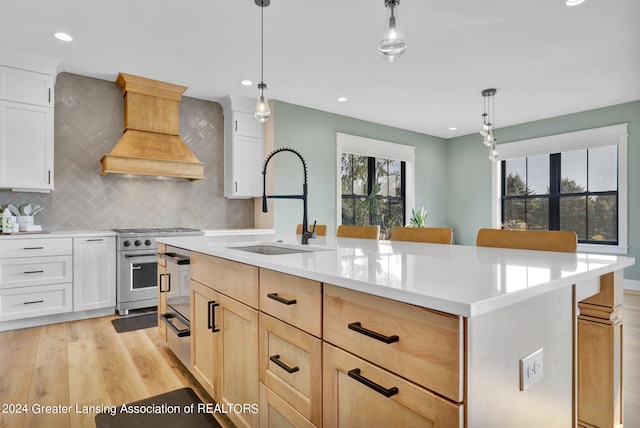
323,343,463,428
260,269,322,337
259,383,317,428
323,284,464,402
259,313,322,426
0,255,73,289
191,252,259,308
0,282,72,321
0,237,72,259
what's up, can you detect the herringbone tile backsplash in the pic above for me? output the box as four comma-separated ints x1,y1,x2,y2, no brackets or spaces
0,72,254,231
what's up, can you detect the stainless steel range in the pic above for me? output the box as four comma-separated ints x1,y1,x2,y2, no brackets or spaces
114,227,203,315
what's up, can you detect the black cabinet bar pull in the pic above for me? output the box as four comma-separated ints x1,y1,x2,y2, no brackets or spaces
23,247,44,250
267,293,297,305
23,270,44,274
86,238,104,242
348,322,399,344
24,300,44,305
348,368,399,397
269,354,300,374
159,273,170,293
208,301,220,333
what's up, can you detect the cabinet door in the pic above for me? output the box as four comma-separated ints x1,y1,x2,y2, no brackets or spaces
0,100,53,190
0,65,54,107
233,111,263,139
191,280,218,397
231,135,263,198
72,237,116,312
323,343,462,428
214,291,259,428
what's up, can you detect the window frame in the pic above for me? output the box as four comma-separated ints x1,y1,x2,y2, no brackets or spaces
492,123,629,254
336,133,415,228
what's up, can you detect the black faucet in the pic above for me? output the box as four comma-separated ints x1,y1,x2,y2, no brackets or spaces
262,147,316,245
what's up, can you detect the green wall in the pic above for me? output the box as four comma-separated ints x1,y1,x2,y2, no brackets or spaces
447,100,640,280
270,101,449,236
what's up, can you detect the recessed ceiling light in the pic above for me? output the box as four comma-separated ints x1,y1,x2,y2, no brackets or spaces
565,0,585,6
240,79,253,86
449,127,457,131
54,32,73,42
337,96,348,102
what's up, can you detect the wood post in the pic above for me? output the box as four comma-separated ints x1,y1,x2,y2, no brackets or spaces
577,271,624,428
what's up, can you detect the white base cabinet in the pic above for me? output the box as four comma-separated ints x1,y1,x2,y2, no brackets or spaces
0,233,117,331
73,236,116,312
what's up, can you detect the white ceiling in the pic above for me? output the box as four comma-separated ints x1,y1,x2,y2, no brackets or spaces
1,0,638,138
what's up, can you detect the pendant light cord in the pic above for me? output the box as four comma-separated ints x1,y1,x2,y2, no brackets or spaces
260,2,264,84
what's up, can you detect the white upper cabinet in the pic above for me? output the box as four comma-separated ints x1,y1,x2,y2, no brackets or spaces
221,96,265,198
0,65,54,107
0,49,59,192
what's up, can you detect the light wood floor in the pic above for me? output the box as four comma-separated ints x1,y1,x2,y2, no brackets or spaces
0,313,232,428
0,291,639,427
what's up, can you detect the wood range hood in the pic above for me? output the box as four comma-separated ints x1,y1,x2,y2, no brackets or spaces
100,73,204,180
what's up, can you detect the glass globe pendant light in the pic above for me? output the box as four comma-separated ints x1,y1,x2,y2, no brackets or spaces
254,0,271,123
378,0,407,62
479,88,498,160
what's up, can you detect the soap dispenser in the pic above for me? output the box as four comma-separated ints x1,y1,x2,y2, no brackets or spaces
2,207,12,233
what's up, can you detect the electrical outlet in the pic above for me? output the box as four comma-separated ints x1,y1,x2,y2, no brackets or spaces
519,348,544,391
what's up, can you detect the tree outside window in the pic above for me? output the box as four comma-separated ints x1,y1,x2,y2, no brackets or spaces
502,146,618,244
341,153,405,235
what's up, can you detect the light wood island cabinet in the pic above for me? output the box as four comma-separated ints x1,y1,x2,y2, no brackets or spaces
166,238,632,428
190,252,259,428
259,269,323,427
323,284,463,428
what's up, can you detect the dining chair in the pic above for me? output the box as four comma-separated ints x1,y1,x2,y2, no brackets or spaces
390,227,453,244
296,224,327,236
476,228,577,253
336,225,380,240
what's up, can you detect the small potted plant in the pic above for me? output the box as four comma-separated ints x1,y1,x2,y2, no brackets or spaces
407,207,427,227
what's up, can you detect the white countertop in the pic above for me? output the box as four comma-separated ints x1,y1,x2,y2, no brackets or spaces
157,233,635,318
0,230,117,239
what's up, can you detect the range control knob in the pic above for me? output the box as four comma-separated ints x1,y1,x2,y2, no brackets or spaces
145,239,152,246
123,240,131,247
134,240,142,246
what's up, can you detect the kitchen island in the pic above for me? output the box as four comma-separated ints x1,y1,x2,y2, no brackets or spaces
157,233,634,428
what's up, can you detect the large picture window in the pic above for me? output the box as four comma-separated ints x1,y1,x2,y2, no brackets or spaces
336,133,415,232
502,146,618,244
493,124,628,253
341,153,406,228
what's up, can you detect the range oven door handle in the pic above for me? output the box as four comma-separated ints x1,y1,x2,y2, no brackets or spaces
160,313,190,337
125,253,158,258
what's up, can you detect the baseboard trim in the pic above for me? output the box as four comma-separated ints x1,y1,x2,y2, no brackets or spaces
624,279,640,291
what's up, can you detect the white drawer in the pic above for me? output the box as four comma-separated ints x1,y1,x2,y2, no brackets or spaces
0,283,72,321
0,255,73,288
0,237,72,259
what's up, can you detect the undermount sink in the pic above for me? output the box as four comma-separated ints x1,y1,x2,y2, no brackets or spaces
229,244,315,255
